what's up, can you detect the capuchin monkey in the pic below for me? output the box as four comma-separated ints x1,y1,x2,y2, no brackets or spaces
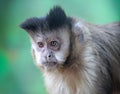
20,6,120,94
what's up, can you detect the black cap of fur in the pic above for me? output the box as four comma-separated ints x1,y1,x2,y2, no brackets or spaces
20,6,71,32
20,17,41,31
46,6,67,30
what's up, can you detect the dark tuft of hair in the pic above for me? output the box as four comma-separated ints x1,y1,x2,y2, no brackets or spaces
46,6,67,30
20,6,72,32
20,17,40,31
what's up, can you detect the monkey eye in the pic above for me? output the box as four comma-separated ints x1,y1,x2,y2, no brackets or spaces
50,41,58,47
38,42,44,48
49,41,60,50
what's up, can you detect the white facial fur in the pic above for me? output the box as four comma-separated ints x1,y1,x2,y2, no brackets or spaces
54,30,70,64
31,28,70,70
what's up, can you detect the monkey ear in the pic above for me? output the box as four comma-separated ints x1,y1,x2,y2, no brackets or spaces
20,17,40,32
72,21,90,43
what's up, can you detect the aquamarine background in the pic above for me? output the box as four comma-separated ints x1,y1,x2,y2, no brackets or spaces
0,0,120,94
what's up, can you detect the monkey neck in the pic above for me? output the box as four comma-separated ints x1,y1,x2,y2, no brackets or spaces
44,64,82,94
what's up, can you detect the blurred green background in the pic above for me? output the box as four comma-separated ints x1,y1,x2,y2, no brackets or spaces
0,0,120,94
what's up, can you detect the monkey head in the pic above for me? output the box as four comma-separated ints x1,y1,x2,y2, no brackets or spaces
20,6,76,70
20,6,87,71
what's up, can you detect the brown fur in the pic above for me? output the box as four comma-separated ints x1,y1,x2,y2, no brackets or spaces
20,6,120,94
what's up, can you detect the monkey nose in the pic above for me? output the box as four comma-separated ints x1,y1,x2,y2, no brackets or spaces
47,54,52,60
48,54,51,58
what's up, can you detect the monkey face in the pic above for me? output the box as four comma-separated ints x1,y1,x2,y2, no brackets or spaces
20,6,72,70
31,29,70,70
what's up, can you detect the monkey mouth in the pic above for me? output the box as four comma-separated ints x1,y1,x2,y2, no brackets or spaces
43,61,57,67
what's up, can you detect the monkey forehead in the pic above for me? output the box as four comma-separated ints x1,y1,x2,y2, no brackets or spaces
34,28,70,40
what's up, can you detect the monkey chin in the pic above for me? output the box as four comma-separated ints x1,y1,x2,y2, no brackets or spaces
41,60,66,71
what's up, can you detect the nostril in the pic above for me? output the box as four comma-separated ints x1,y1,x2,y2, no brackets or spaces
48,54,51,58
